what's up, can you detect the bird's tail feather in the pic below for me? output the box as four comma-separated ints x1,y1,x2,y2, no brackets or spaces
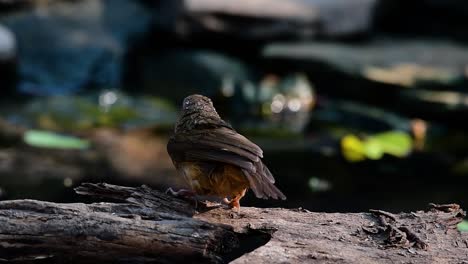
242,166,286,200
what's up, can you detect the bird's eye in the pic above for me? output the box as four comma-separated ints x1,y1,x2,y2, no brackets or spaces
182,99,191,109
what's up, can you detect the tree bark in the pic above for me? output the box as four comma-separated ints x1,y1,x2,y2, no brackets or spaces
0,183,466,263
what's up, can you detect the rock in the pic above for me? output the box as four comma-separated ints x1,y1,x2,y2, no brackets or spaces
153,0,378,40
263,39,468,88
131,49,316,132
257,73,315,132
0,24,15,61
131,48,254,103
0,0,151,96
262,39,468,126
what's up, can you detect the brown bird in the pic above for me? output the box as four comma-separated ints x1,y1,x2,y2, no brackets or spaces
167,94,286,210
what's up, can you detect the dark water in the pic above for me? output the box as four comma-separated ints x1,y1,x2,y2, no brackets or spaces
1,0,468,215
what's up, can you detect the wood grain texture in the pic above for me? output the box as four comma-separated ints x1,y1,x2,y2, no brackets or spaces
0,183,467,263
0,184,236,263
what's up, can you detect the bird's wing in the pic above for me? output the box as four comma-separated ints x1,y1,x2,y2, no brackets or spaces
167,127,261,172
167,127,285,200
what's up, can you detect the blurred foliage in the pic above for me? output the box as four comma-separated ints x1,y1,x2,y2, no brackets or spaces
458,220,468,232
24,130,90,149
341,131,413,162
4,91,177,131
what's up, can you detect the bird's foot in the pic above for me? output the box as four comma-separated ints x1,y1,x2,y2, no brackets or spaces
222,197,231,205
223,197,240,213
230,200,241,213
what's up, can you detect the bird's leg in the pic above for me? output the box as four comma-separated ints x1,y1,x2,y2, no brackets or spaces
230,199,241,213
228,188,247,213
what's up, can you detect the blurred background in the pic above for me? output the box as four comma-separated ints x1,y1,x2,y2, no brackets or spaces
0,0,467,229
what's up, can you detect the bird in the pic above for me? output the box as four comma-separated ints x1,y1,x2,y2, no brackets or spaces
167,94,286,210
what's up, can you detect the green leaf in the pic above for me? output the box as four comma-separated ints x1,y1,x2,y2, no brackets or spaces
458,220,468,232
341,134,366,162
23,130,90,150
367,131,412,157
363,139,384,160
343,131,413,162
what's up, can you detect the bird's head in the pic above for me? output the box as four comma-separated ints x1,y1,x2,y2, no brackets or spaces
181,94,215,113
175,94,222,132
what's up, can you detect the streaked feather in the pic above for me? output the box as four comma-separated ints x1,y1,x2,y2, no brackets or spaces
168,94,285,200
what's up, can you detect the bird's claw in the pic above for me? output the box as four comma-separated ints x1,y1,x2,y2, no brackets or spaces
222,197,240,213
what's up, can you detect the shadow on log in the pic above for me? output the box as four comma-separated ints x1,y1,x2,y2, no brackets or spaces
0,183,467,263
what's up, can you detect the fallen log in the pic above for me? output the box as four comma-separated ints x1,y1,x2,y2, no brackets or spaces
0,183,466,263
